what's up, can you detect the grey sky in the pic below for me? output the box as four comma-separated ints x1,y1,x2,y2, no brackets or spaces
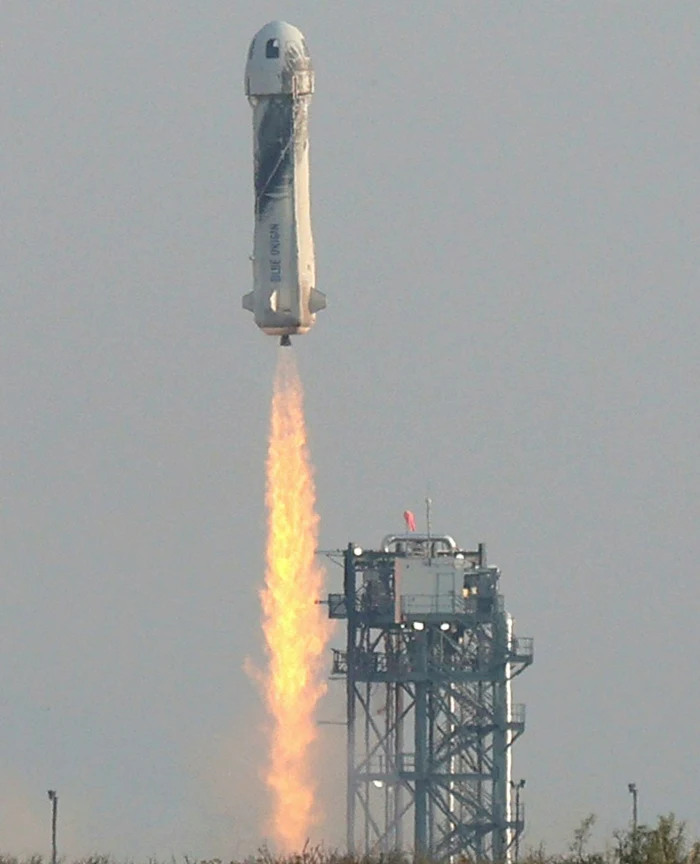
2,1,698,857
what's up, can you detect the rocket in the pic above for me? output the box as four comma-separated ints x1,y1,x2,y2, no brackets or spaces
243,21,326,347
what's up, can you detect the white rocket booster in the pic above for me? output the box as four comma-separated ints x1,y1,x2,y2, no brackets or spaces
243,21,326,346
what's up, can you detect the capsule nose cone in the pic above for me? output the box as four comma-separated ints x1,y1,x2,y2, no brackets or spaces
245,20,312,97
251,20,305,45
246,20,310,68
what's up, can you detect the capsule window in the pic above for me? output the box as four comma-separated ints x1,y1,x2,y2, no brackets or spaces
265,38,280,59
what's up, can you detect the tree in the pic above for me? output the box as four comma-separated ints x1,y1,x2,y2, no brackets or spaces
567,815,605,864
615,815,700,864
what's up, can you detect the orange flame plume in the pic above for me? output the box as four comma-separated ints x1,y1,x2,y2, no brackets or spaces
262,350,330,851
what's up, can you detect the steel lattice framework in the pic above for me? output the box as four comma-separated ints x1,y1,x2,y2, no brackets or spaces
326,536,533,863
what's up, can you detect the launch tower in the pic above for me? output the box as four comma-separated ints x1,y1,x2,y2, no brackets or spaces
326,533,533,863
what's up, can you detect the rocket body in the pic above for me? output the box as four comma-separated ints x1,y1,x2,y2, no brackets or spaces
243,21,325,341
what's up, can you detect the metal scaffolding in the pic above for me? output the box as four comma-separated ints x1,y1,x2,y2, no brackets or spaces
326,534,533,863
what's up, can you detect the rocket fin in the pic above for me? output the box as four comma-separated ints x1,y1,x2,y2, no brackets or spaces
242,291,254,312
309,288,326,314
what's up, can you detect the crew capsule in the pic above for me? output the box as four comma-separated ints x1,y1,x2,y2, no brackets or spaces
245,20,314,98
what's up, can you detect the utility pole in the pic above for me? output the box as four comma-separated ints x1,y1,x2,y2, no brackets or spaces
628,783,638,848
628,782,638,832
510,778,526,863
47,789,58,864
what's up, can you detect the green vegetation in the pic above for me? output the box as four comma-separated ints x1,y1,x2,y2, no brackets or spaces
521,815,700,864
1,815,698,864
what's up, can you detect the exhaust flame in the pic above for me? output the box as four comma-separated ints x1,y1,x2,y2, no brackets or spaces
262,350,330,851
